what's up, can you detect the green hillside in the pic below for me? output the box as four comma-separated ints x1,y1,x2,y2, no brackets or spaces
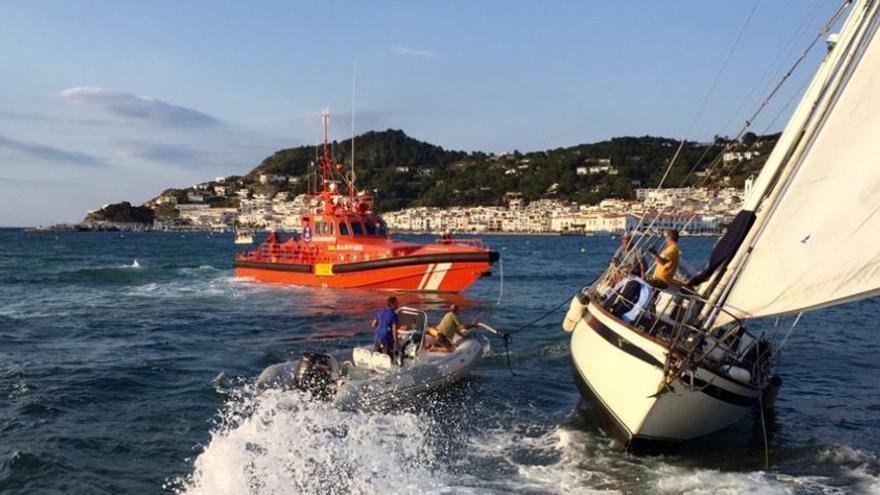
242,129,775,211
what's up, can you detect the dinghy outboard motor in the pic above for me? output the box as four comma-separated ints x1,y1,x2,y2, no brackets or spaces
294,351,338,399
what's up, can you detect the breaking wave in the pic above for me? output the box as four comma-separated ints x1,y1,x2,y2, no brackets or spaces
171,387,446,495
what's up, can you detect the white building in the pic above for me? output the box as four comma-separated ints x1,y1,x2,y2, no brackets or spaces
722,150,761,163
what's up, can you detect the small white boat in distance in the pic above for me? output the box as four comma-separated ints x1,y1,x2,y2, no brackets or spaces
234,229,254,245
256,307,507,409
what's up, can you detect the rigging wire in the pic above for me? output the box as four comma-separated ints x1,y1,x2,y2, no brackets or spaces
757,363,770,470
487,290,575,378
501,332,515,377
721,0,826,137
776,312,804,361
617,0,852,275
628,0,762,242
676,1,845,196
496,255,504,306
509,293,576,335
759,78,811,136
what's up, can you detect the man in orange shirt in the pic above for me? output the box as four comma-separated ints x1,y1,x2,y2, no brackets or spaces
648,229,680,289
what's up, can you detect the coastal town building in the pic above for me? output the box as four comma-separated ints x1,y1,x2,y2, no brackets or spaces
144,185,743,235
383,187,742,235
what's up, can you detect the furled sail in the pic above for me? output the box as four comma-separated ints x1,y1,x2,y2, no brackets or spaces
719,3,880,323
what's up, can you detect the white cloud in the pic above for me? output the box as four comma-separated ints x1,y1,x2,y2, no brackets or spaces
58,87,220,128
392,46,436,59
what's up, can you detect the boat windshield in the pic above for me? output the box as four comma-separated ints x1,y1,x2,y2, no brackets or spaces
351,222,364,236
338,222,350,236
314,221,334,236
397,307,429,358
365,222,377,236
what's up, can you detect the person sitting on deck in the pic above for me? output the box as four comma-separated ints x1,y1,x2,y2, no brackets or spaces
611,233,646,278
608,267,653,323
647,229,680,289
427,304,476,352
371,296,399,357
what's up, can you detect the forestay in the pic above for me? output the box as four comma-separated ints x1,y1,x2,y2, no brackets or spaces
720,4,880,323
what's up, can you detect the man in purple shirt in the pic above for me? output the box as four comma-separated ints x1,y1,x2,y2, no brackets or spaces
371,296,399,356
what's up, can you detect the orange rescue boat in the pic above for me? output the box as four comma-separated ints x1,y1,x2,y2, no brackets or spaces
234,112,498,292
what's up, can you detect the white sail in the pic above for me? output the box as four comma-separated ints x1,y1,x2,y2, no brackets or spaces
719,3,880,323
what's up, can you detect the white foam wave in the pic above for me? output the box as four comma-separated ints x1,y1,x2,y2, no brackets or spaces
818,445,877,465
464,424,617,494
0,364,33,398
173,387,449,495
816,445,880,493
176,265,220,276
460,422,878,495
654,466,793,495
124,276,246,299
653,445,880,494
116,260,142,269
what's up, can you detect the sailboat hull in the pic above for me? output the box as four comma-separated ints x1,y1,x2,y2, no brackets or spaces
570,301,760,449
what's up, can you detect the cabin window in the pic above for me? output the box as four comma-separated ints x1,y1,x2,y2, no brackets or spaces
338,222,350,236
378,221,388,236
327,222,335,235
365,222,377,236
351,222,364,236
316,222,334,235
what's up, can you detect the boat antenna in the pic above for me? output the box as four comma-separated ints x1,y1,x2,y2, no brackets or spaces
351,61,357,203
321,108,332,189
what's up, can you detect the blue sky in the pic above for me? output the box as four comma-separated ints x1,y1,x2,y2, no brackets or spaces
0,0,844,226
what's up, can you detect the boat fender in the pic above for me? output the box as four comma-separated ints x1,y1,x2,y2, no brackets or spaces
721,365,751,383
562,291,590,332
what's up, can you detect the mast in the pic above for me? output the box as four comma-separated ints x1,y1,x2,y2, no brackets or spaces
321,109,332,189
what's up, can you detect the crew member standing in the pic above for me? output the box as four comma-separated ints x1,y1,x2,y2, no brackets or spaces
371,296,399,356
648,229,680,289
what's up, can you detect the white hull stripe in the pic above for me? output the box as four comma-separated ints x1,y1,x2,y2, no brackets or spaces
417,263,436,290
424,262,452,291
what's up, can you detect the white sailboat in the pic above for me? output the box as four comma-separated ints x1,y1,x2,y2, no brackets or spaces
234,229,254,245
233,215,254,245
564,0,880,450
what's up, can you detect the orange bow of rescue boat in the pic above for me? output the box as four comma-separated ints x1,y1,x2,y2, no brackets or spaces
233,112,499,293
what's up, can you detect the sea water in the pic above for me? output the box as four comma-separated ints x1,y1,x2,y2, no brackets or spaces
0,229,878,494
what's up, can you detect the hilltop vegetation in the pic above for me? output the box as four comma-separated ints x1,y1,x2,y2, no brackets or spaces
245,129,775,211
85,202,155,224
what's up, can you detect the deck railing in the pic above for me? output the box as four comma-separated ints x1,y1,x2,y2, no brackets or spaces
236,244,320,265
438,238,485,248
587,263,767,379
236,242,399,265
